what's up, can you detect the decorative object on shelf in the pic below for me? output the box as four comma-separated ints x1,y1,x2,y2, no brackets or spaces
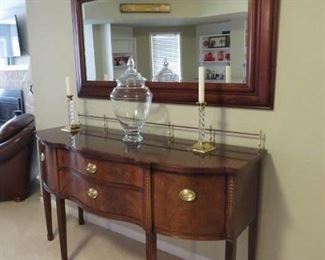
203,39,209,48
113,54,130,67
120,3,171,13
217,51,225,61
110,58,153,143
209,35,230,48
153,59,179,82
61,77,81,133
204,52,215,62
192,67,216,154
206,69,224,81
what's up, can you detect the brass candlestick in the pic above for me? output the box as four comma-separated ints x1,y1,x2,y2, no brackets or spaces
61,95,81,133
191,102,216,154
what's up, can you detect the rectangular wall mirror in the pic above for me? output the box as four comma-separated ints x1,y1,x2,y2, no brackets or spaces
72,0,279,109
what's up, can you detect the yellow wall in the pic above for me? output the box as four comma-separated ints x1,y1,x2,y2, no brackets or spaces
26,0,325,259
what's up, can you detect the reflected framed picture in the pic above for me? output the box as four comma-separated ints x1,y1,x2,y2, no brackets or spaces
113,53,131,67
209,35,230,48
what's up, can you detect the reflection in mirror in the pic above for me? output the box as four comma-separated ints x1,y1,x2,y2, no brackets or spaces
82,0,248,84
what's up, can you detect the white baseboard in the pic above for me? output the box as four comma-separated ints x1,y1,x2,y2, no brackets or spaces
42,197,210,260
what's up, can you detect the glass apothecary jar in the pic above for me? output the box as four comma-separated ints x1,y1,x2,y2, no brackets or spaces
110,58,153,143
152,59,179,82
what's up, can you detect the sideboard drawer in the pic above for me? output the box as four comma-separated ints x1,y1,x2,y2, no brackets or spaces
153,172,226,239
57,150,144,189
39,143,58,193
59,169,144,224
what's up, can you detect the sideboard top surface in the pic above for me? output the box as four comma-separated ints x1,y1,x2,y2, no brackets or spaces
37,125,262,174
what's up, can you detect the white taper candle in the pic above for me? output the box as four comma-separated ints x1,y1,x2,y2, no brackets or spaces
225,64,231,83
65,76,72,96
198,66,205,103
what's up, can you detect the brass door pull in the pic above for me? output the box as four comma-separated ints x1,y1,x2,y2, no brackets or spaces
179,189,196,202
86,163,97,174
87,188,98,199
40,153,45,162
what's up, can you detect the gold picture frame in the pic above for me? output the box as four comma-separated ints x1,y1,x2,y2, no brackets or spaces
120,3,171,13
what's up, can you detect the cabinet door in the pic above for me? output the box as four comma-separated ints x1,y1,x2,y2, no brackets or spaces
153,171,226,240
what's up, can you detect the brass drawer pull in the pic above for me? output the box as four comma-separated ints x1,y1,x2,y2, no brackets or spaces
87,188,98,199
86,162,97,174
179,189,196,202
40,153,45,162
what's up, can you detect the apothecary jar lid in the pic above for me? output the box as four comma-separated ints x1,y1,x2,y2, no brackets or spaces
116,58,146,88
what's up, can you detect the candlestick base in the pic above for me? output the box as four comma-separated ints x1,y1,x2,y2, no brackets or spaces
61,124,81,133
191,141,216,154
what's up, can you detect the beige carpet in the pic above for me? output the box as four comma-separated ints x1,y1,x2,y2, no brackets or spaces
0,187,180,260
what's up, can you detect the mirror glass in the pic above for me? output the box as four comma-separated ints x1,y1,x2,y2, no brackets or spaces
82,0,248,84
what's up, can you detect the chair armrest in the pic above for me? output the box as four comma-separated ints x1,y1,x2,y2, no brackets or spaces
0,125,35,163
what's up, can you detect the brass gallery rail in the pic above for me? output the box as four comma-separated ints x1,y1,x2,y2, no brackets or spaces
77,113,265,151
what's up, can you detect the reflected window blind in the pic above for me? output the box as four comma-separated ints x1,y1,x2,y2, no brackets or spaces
150,33,181,80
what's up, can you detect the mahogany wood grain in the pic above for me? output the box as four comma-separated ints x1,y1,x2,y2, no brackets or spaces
233,159,260,238
146,232,157,260
37,126,263,260
59,169,144,225
38,141,54,241
248,219,258,260
226,175,237,239
71,0,279,109
42,187,54,241
143,167,153,232
57,149,144,189
248,158,262,260
56,198,68,260
40,143,59,194
78,206,84,225
226,240,237,260
153,172,226,240
37,126,261,174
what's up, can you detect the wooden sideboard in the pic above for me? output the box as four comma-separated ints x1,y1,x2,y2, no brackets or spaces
37,126,263,260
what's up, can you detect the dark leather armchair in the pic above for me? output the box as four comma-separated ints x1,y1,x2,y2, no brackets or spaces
0,114,36,201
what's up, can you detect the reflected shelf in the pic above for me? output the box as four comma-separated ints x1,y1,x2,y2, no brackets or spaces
202,47,230,51
202,61,230,64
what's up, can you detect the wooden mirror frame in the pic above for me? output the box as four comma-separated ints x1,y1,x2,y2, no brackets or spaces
72,0,279,109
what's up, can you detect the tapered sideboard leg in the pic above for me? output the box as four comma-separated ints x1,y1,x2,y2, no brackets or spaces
78,206,85,225
56,198,68,260
225,239,237,260
146,232,157,260
248,218,258,260
42,186,53,241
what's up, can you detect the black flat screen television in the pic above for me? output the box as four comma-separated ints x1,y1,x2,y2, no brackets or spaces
0,88,24,125
0,15,21,58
